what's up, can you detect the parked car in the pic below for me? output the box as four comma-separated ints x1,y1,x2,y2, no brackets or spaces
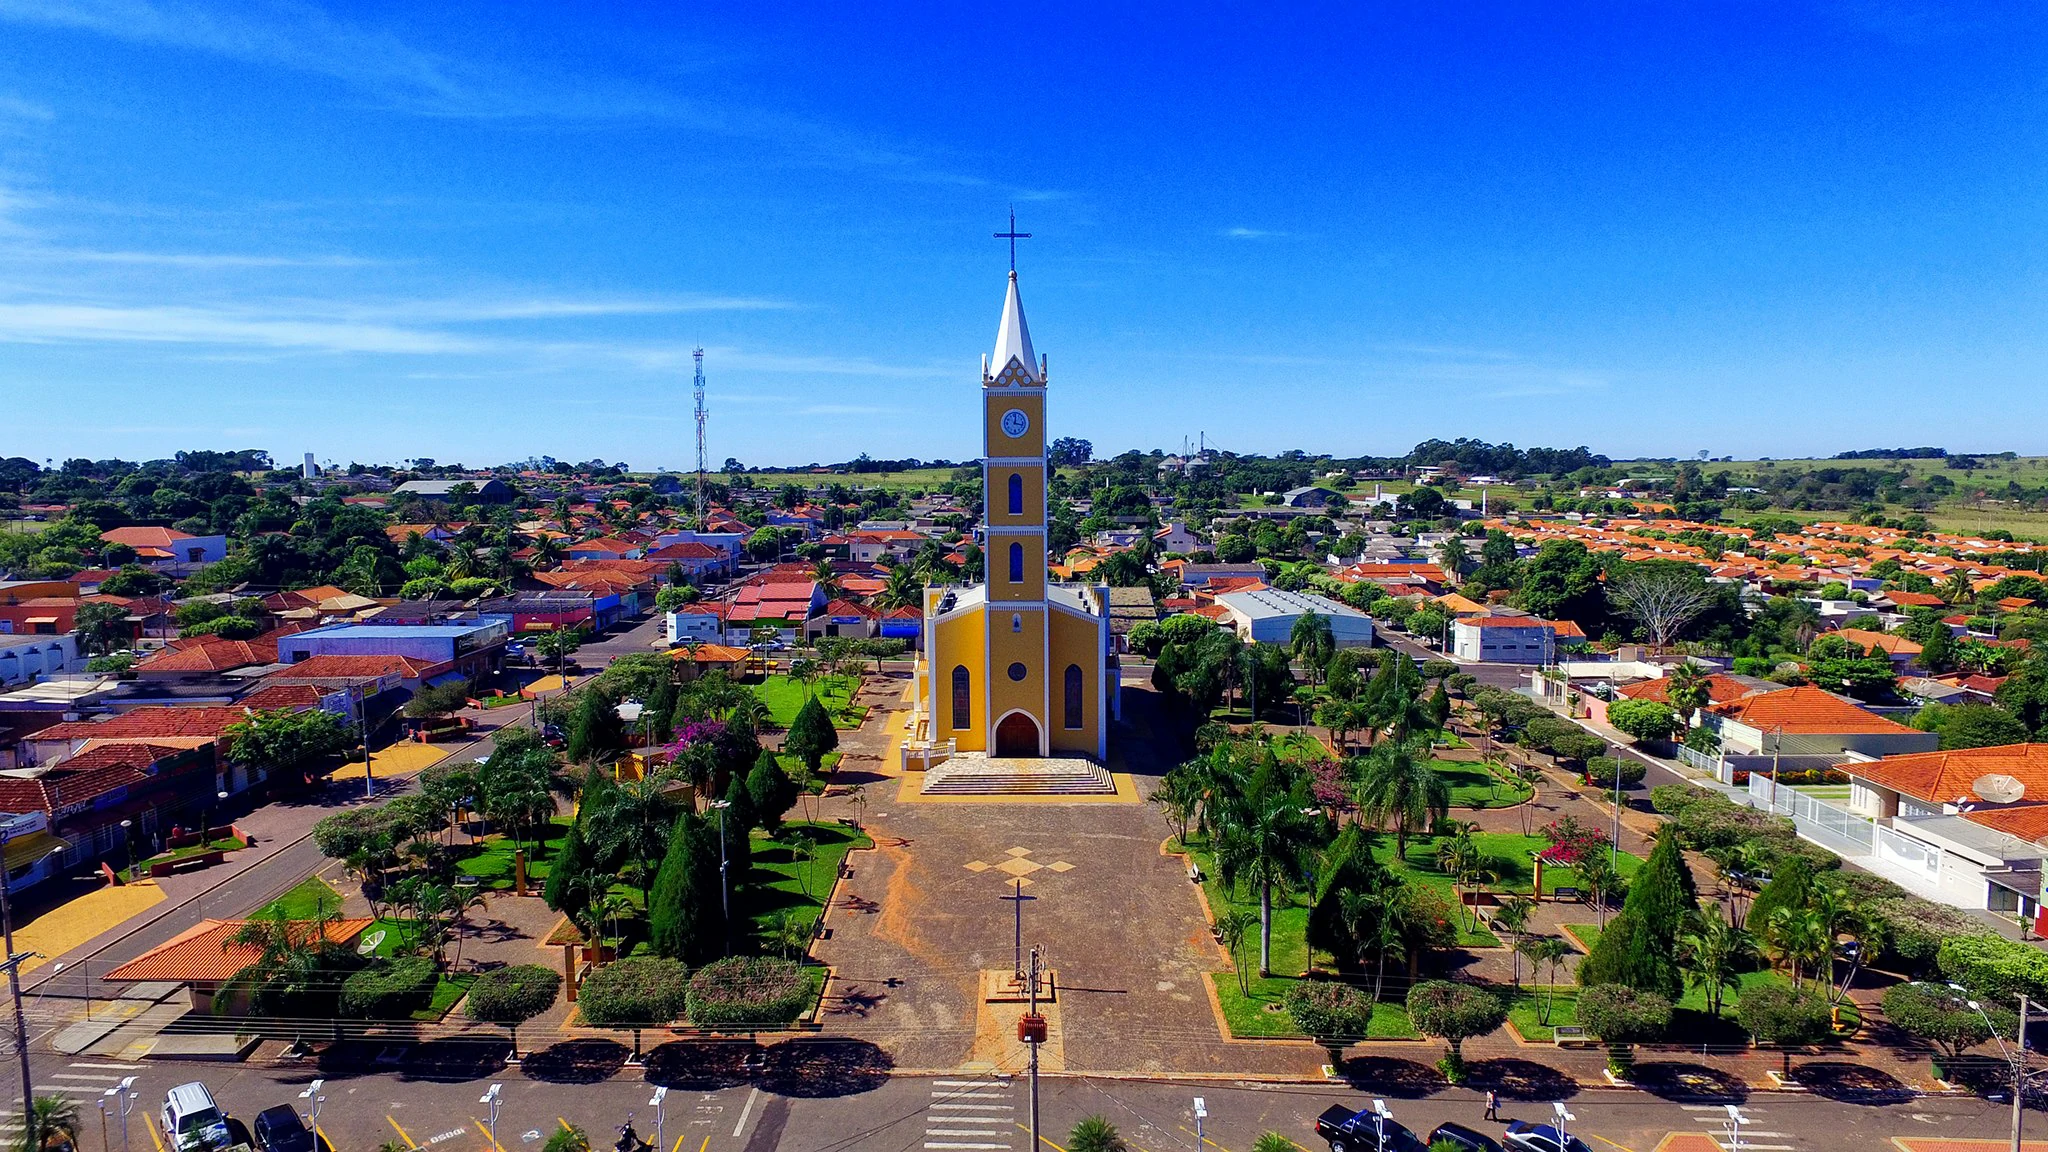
1427,1123,1504,1152
160,1083,231,1152
1502,1123,1592,1152
253,1107,315,1152
1314,1104,1426,1152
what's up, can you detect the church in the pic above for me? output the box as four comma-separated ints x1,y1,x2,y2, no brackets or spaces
909,269,1118,764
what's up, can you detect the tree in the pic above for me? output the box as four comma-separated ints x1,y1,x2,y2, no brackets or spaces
1406,980,1506,1082
649,811,726,964
1662,663,1710,727
1350,738,1450,859
1217,910,1257,996
1606,560,1714,647
1678,904,1756,1017
575,956,688,1058
224,708,355,782
72,601,133,655
745,751,799,832
1578,826,1697,999
20,1094,78,1152
1606,699,1677,744
1289,612,1336,683
784,695,839,773
1283,979,1375,1063
1214,762,1321,976
566,689,626,763
1736,983,1834,1073
1522,938,1575,1024
466,965,561,1056
1067,1117,1125,1152
1492,896,1535,985
541,820,596,925
585,774,675,907
1576,983,1672,1074
1929,703,2030,750
1803,635,1898,701
1882,981,2008,1067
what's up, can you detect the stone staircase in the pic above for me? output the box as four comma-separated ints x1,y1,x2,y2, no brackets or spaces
920,755,1117,796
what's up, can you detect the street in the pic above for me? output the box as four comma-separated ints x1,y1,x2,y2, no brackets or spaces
29,1055,2037,1152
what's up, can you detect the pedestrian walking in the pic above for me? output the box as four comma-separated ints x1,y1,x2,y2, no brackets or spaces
1484,1090,1500,1121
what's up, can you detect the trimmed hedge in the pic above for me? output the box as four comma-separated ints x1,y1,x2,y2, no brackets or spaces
685,957,813,1027
1283,980,1375,1044
338,957,438,1019
1583,757,1647,789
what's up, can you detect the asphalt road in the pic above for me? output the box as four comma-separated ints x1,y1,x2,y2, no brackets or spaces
25,1055,2032,1152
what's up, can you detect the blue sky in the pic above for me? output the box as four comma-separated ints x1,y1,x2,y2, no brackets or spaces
3,2,2047,470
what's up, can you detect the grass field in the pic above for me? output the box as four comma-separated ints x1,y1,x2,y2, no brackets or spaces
1431,759,1533,810
753,673,866,729
260,877,344,920
1375,831,1644,907
744,821,870,947
455,816,573,890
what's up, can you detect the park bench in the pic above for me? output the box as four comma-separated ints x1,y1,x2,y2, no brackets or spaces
1553,1025,1594,1048
1552,885,1582,902
146,850,223,878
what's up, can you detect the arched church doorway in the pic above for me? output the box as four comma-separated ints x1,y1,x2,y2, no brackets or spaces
994,711,1040,758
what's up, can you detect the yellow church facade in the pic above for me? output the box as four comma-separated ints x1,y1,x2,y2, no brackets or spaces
912,271,1116,761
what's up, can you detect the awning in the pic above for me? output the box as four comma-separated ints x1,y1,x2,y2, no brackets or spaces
3,831,67,872
23,618,57,625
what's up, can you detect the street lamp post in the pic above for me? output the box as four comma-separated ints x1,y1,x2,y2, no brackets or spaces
648,1087,667,1152
298,1079,325,1143
1371,1100,1391,1149
480,1084,503,1152
1192,1098,1206,1150
1554,1104,1576,1149
708,800,731,953
1952,983,2030,1152
102,1078,136,1152
1724,1104,1749,1152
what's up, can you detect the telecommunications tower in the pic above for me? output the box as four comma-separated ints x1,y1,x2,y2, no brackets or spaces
692,347,709,524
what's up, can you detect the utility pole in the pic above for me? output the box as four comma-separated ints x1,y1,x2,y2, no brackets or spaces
2014,993,2031,1152
1022,946,1045,1152
0,827,35,1115
693,348,709,527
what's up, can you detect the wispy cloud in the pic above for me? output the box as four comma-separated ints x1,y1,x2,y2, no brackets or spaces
20,246,378,268
0,94,52,120
1223,227,1284,240
0,301,485,353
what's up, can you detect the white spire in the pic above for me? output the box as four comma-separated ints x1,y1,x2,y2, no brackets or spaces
990,270,1041,382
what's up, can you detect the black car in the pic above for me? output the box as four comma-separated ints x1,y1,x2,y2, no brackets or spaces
1426,1123,1505,1152
253,1106,316,1152
1314,1105,1426,1152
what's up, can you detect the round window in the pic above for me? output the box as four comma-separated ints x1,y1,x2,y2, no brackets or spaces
1007,662,1028,682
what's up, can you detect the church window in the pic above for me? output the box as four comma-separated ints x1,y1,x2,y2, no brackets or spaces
1011,614,1022,633
1063,664,1084,729
951,665,970,730
1008,542,1024,584
1007,662,1028,682
1007,473,1023,515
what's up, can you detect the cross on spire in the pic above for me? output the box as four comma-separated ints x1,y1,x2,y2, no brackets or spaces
994,206,1032,272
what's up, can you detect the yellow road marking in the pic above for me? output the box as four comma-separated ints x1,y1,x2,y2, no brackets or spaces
316,1124,334,1152
1177,1124,1233,1152
692,1137,706,1152
1018,1122,1069,1152
388,1117,419,1148
471,1117,504,1152
1589,1137,1640,1152
144,1115,166,1152
559,1118,573,1134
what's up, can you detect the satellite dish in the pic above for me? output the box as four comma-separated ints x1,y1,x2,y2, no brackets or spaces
1973,774,2027,805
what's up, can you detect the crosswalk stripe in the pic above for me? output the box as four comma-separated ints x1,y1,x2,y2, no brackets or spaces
932,1105,1014,1112
933,1093,1008,1100
930,1130,1011,1137
932,1080,1003,1087
924,1144,1010,1150
49,1073,119,1081
68,1063,142,1070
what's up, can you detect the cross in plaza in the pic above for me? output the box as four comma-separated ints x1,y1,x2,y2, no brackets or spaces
994,206,1032,271
1000,877,1035,981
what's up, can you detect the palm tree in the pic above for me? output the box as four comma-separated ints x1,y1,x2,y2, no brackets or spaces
1941,570,1975,605
21,1094,78,1152
1679,905,1757,1018
529,534,565,569
1662,663,1710,729
1492,896,1535,985
1764,905,1830,989
1350,738,1450,859
1574,851,1624,929
586,774,675,907
1523,937,1575,1024
1217,910,1257,995
873,563,923,611
1805,882,1873,1004
1213,766,1320,976
444,541,481,582
1289,612,1335,685
449,887,490,971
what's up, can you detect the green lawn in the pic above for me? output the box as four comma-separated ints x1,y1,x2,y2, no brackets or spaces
455,816,573,890
744,821,871,947
143,835,248,867
1179,835,1420,1039
1379,832,1643,900
1504,968,1795,1041
1430,759,1533,810
753,674,866,729
357,918,478,1021
259,877,344,920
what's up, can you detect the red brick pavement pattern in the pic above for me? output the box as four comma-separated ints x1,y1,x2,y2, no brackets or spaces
1892,1142,2048,1151
1651,1137,1723,1152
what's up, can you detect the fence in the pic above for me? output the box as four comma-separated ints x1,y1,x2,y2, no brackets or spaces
1748,773,1875,857
1674,744,1720,776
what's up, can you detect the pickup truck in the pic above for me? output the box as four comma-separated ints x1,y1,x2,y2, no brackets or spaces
1313,1105,1426,1152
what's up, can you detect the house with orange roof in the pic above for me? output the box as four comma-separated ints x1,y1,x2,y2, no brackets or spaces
1450,615,1557,664
98,526,225,574
1839,745,2048,915
103,917,374,1011
1833,627,1924,667
1704,685,1938,758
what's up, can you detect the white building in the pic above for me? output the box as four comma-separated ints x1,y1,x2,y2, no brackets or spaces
1212,589,1374,648
0,634,80,689
1451,616,1556,664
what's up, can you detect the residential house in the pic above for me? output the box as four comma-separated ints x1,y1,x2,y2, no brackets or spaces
1835,627,1923,669
98,527,227,574
1178,563,1270,591
1152,521,1201,554
1704,685,1939,758
1841,744,2048,918
0,634,80,689
278,621,508,681
1451,616,1557,664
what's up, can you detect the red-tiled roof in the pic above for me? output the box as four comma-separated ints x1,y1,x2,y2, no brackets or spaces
98,527,195,548
271,654,434,680
1709,685,1917,735
1851,744,2048,808
35,707,251,742
237,684,328,710
135,638,276,673
102,918,373,983
1617,673,1760,706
